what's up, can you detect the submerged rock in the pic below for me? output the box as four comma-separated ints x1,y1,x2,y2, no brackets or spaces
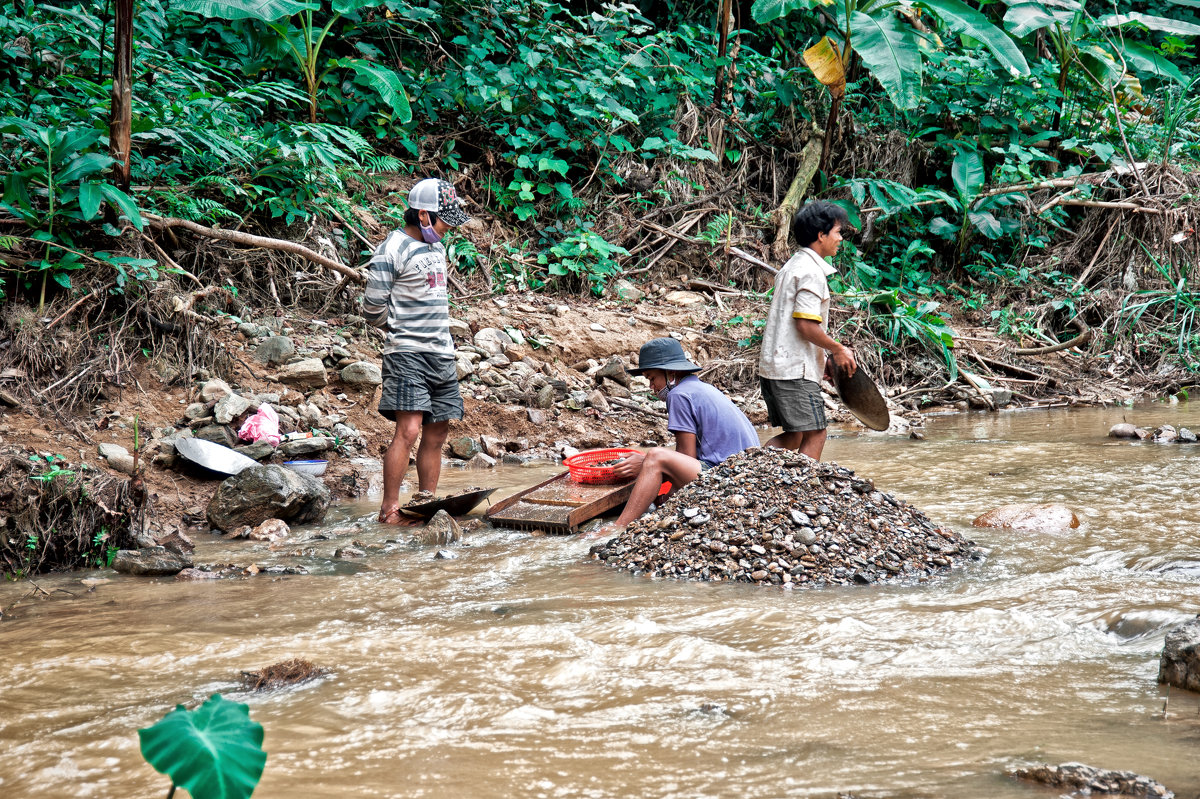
590,447,973,588
1009,762,1173,798
1108,423,1145,439
415,509,462,546
972,503,1080,531
249,518,290,542
207,464,331,532
112,546,192,576
1158,616,1200,693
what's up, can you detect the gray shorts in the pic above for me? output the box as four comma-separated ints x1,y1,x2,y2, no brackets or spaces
760,376,826,432
379,351,464,424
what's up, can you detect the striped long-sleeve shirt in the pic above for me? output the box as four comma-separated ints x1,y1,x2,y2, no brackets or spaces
362,231,454,357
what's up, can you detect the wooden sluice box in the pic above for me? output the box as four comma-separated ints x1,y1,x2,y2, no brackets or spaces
484,471,634,533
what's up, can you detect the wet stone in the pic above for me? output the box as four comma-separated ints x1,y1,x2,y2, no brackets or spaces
590,447,973,589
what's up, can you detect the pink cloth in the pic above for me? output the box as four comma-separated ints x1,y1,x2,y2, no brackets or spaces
238,404,281,446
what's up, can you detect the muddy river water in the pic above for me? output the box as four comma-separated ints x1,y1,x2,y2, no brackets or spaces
2,404,1199,798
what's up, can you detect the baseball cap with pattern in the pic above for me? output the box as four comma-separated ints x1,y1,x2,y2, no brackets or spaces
408,178,470,227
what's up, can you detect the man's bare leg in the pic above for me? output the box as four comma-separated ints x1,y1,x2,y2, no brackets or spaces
380,411,423,523
764,428,827,460
613,447,703,527
414,420,449,493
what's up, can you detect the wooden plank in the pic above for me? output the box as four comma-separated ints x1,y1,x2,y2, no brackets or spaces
486,472,634,532
567,483,635,529
485,471,567,516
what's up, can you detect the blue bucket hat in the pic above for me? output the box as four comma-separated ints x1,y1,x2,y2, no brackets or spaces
629,337,701,375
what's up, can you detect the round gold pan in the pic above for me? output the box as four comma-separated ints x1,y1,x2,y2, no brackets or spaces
831,364,891,431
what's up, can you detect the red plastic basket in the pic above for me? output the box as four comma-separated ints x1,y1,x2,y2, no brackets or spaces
563,448,640,484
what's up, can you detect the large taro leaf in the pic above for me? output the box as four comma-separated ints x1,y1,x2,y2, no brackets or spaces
173,0,318,22
1002,3,1076,38
1118,40,1187,85
917,0,1029,76
139,694,266,799
1097,12,1200,37
851,9,923,111
951,149,984,203
341,59,413,123
750,0,832,24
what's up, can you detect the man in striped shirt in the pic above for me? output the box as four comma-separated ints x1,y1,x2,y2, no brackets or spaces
362,178,470,524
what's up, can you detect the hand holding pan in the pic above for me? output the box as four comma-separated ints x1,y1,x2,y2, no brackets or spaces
830,360,891,431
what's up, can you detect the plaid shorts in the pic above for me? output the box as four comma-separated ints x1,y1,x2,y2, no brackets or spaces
379,352,464,424
760,376,826,432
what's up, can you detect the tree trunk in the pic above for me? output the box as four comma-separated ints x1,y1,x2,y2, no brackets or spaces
771,136,824,263
109,0,133,189
711,0,734,109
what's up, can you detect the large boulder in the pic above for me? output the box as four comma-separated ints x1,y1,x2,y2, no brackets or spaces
254,336,295,365
1158,616,1200,693
448,436,480,459
112,546,193,576
198,378,232,403
339,361,382,387
192,424,236,448
474,328,512,357
207,464,331,532
278,358,328,389
972,503,1080,531
214,393,250,424
279,437,334,457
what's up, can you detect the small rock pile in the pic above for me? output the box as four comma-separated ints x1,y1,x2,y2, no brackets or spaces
1009,762,1173,798
590,448,974,588
1110,422,1197,443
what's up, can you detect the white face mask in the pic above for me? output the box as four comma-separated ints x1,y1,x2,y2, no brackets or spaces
656,376,677,400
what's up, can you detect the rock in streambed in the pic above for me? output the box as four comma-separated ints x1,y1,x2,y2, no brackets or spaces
590,447,974,587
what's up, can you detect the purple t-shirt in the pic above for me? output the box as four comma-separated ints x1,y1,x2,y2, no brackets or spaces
666,375,759,466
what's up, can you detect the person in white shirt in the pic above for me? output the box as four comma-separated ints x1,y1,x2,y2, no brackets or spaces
757,200,857,460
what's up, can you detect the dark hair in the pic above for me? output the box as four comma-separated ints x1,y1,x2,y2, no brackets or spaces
404,208,438,227
791,201,849,247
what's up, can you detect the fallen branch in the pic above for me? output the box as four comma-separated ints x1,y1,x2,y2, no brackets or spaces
140,232,202,286
966,351,1045,380
637,220,778,276
771,137,823,263
1010,320,1092,356
1047,199,1164,215
144,213,364,283
46,283,115,330
1070,219,1118,292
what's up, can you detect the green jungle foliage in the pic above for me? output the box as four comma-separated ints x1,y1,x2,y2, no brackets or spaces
0,0,1197,364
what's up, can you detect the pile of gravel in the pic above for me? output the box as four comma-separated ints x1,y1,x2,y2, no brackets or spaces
589,447,975,588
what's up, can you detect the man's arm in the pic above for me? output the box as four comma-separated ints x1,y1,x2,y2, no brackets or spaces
674,431,697,459
794,318,856,375
361,252,395,328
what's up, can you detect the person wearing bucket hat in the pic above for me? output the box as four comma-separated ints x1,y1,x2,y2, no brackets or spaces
362,177,472,524
603,337,758,530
